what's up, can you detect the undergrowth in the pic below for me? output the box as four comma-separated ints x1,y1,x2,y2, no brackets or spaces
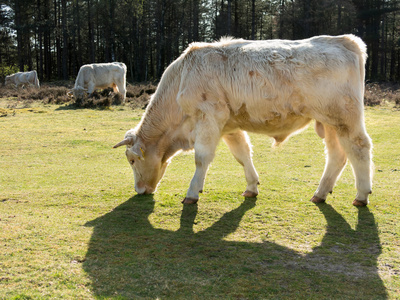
0,82,157,108
1,81,399,109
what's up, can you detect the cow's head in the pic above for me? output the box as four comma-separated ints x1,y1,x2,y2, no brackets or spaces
113,130,169,195
67,86,87,99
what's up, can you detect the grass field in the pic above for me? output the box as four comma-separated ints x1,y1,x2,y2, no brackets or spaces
0,97,399,299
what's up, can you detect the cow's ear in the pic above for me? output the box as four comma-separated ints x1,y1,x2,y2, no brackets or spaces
131,142,145,160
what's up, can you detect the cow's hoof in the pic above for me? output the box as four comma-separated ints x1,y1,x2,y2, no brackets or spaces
310,196,325,203
352,199,368,207
242,190,258,198
182,197,198,204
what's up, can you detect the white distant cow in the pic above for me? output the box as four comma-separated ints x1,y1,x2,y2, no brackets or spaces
4,71,40,88
114,35,373,206
69,62,127,102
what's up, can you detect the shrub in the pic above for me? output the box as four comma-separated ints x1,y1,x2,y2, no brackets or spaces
125,83,156,108
364,82,400,106
72,87,125,108
0,64,22,82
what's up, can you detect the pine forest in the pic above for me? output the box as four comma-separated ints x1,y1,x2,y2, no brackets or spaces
1,0,400,82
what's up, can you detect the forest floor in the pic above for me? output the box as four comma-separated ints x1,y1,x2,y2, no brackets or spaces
0,81,157,110
0,81,399,110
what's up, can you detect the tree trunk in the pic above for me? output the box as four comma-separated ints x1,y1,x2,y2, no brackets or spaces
227,0,232,35
108,0,116,61
337,1,342,32
61,0,68,80
193,0,199,41
234,0,239,36
156,0,166,78
44,0,52,79
74,0,82,69
251,0,255,39
37,0,43,80
14,0,24,71
55,0,62,79
88,0,95,63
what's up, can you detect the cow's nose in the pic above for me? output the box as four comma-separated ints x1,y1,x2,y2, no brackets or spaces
135,188,146,195
135,182,154,195
144,187,154,194
135,182,146,195
135,187,154,195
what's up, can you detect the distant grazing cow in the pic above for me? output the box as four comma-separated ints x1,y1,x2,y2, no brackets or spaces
68,62,127,102
4,71,40,88
114,35,373,206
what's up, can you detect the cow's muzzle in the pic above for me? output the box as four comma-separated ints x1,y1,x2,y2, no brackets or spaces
135,182,154,195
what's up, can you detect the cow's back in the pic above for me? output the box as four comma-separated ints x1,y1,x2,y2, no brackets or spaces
75,63,126,88
5,71,35,86
179,35,365,127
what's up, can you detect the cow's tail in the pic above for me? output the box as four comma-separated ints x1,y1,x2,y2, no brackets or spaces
33,70,40,88
347,35,366,76
341,35,367,101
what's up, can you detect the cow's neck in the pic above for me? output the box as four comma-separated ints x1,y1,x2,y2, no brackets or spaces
138,96,191,163
136,61,190,160
138,90,182,140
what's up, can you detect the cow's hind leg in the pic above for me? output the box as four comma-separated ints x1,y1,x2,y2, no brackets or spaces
223,131,259,198
183,116,222,204
312,125,347,203
116,81,126,103
112,83,119,93
337,126,373,206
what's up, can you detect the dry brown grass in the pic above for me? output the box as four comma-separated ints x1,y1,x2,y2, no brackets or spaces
72,83,156,108
1,81,399,108
364,82,400,106
0,81,157,108
125,83,156,108
0,84,70,104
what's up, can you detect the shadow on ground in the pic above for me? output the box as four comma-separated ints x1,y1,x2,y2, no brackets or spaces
84,196,387,299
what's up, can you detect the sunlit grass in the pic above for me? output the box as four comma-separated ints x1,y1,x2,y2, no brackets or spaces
0,100,399,299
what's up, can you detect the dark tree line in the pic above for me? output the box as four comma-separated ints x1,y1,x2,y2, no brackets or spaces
1,0,400,82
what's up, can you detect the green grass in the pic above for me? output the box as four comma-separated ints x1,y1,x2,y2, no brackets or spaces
0,100,399,299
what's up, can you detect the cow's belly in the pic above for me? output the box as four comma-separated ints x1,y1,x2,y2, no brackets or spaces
223,112,312,142
94,82,113,89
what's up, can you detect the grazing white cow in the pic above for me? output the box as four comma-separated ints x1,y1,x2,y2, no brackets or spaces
4,71,40,88
69,62,127,102
114,35,373,206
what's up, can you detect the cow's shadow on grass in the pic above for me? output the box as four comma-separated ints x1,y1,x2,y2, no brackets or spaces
84,196,387,299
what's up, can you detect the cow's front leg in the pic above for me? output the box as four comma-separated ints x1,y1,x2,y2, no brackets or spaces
223,131,259,198
183,118,221,204
87,82,96,96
